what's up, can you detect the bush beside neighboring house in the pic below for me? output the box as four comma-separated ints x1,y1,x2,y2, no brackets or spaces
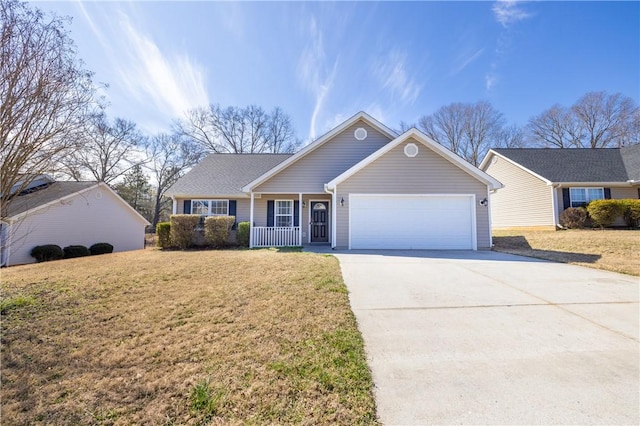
30,242,114,263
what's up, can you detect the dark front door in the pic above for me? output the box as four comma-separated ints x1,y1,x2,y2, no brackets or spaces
311,202,329,243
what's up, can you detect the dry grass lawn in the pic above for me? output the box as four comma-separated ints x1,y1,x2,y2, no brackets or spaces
492,229,640,276
0,249,377,425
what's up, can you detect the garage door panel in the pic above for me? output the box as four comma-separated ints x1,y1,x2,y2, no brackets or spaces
350,195,475,250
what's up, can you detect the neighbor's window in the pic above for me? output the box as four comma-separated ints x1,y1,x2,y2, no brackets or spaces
191,199,229,216
275,200,293,227
570,188,604,208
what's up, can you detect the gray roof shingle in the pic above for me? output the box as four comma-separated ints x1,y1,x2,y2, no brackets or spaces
166,154,293,197
493,148,638,183
7,181,97,218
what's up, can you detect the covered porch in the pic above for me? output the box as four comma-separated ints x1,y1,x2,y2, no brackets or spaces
249,193,333,248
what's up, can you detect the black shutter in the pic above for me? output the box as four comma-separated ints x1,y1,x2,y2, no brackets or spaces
183,200,191,214
637,188,640,199
267,200,274,227
229,200,237,230
604,188,611,199
562,189,570,210
294,200,300,227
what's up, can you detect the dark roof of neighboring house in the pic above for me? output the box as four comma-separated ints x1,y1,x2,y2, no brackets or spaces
7,181,97,218
492,147,639,183
166,153,293,197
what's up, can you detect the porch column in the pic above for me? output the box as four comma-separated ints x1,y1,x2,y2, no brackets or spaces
171,197,177,215
298,193,303,246
249,192,255,248
332,187,337,249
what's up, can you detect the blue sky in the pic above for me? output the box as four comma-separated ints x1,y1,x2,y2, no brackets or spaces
34,1,639,142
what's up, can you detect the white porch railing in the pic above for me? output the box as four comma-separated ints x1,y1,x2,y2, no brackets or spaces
252,226,301,247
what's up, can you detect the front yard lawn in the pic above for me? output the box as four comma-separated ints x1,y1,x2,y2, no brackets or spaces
1,249,377,425
492,229,640,276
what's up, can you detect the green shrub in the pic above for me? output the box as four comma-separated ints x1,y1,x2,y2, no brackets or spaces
156,222,172,248
587,200,621,228
89,242,113,255
237,222,250,247
559,207,588,229
30,245,63,262
204,216,236,247
63,245,90,259
619,199,640,228
170,215,201,249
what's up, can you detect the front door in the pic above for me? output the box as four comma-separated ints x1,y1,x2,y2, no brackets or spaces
310,201,329,243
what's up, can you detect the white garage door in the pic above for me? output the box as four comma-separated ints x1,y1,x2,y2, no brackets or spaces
349,195,476,250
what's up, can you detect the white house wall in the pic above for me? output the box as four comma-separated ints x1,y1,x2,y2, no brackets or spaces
7,186,147,266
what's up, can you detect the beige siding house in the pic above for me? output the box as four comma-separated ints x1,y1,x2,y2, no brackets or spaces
167,112,502,250
2,180,150,266
480,147,640,230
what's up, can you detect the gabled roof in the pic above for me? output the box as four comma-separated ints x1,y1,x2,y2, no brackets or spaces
621,144,640,181
7,181,150,225
242,111,398,192
481,148,639,184
326,128,503,190
166,153,292,198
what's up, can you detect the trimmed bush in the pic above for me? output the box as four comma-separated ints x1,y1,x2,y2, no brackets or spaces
30,245,64,263
559,207,588,229
156,222,172,248
170,214,201,249
89,242,113,255
63,245,90,259
237,221,250,247
587,200,621,228
204,216,236,247
619,199,640,228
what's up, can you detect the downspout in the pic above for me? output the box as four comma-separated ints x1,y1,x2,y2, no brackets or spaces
551,184,560,229
324,184,337,249
487,186,493,248
249,192,255,248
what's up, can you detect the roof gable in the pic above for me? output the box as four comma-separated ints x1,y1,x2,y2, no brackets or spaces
327,128,503,190
482,148,633,183
8,182,150,225
242,112,398,192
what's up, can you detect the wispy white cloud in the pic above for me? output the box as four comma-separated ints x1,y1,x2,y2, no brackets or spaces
375,49,421,105
485,73,498,91
452,48,485,75
117,13,209,119
297,17,339,141
74,2,209,130
492,0,532,27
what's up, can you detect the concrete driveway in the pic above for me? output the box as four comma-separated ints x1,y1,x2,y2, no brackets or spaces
333,250,639,425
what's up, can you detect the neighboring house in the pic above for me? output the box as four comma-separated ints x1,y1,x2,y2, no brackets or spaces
479,146,640,230
1,176,150,266
166,112,502,250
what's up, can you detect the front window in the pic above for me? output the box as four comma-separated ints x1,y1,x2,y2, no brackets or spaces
570,188,604,208
275,200,293,227
191,199,229,216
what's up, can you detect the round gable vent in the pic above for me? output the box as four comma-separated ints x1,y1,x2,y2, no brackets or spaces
404,143,419,158
354,127,368,140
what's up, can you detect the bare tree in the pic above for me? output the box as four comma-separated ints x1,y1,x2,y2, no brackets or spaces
62,113,147,184
113,164,153,221
147,133,203,227
0,0,95,220
527,105,582,148
418,101,504,166
495,124,526,148
572,91,638,148
396,120,416,133
175,104,299,154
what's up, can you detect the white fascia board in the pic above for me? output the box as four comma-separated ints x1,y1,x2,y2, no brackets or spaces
241,111,399,192
170,193,249,199
553,182,634,187
327,129,503,190
482,150,553,185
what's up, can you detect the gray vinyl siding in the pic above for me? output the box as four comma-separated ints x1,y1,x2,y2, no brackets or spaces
336,139,491,249
254,120,392,193
484,154,555,229
252,194,331,244
174,198,250,221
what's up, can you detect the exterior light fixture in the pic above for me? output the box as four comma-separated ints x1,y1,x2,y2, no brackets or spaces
340,197,345,207
479,198,488,207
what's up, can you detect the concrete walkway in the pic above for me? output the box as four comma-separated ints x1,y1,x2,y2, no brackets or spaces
330,250,639,425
